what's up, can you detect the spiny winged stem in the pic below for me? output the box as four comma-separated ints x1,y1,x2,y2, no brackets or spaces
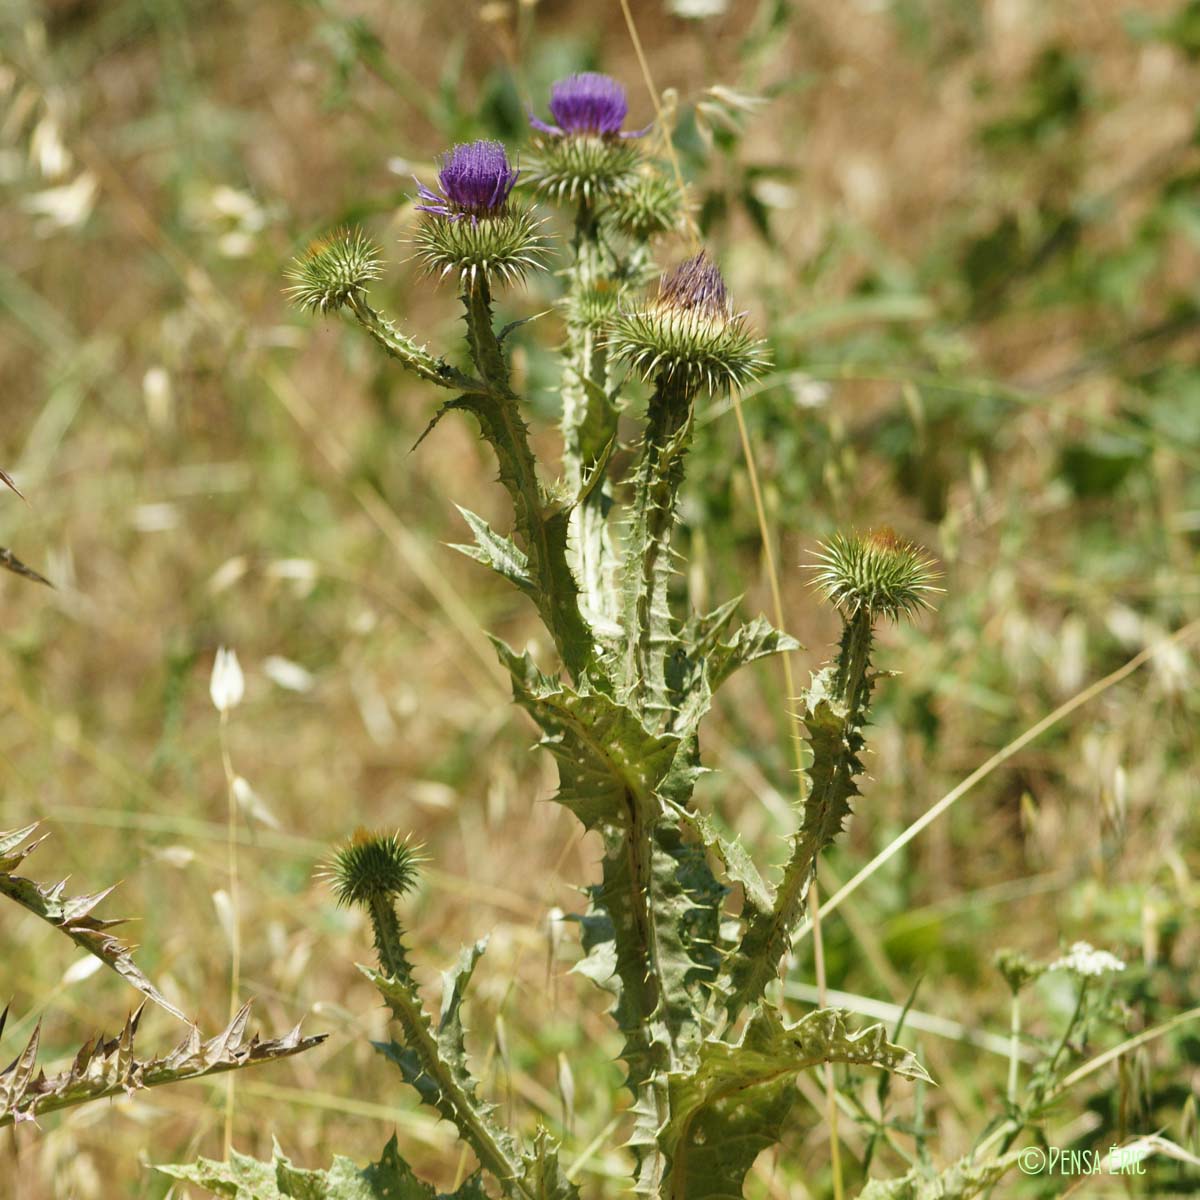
346,293,473,391
834,608,874,715
371,975,535,1200
366,893,415,981
620,373,696,725
461,280,596,681
725,607,879,1016
561,201,620,624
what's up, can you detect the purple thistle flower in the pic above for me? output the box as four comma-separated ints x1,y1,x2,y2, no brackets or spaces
415,140,519,222
529,72,645,139
657,252,732,319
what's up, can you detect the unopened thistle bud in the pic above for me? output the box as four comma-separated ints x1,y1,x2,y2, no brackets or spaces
323,828,424,979
604,171,686,241
609,251,767,391
285,227,383,314
413,140,547,290
527,73,645,203
811,528,941,623
326,828,422,908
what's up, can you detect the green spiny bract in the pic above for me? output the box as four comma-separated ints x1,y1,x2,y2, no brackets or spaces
603,170,687,242
526,133,643,204
322,828,422,984
811,527,942,623
324,828,422,908
414,205,550,291
285,227,383,314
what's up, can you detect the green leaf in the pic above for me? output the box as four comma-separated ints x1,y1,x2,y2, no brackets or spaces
158,1136,488,1199
669,805,773,924
495,642,720,1094
448,505,535,595
367,938,577,1200
707,617,803,695
670,610,802,738
495,640,678,830
660,1007,932,1200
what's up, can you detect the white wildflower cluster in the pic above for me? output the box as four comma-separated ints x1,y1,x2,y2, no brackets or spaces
1049,941,1127,978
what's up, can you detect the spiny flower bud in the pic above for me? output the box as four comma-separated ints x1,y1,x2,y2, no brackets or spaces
609,251,768,391
603,171,686,241
811,528,941,623
527,73,645,203
569,277,626,330
285,227,383,315
413,140,547,290
324,828,423,909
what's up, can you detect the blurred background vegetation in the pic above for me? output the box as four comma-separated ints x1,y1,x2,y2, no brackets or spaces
2,0,1198,1196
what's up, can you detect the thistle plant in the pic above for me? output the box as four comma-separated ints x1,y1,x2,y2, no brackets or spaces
165,67,1175,1200
183,72,938,1200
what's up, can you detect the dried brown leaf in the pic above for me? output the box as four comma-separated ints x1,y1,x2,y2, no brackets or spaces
0,825,188,1023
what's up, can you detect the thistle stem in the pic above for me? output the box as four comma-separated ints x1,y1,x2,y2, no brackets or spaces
366,894,413,981
561,200,619,624
460,280,595,680
619,373,695,722
371,971,536,1200
834,608,875,712
347,294,477,390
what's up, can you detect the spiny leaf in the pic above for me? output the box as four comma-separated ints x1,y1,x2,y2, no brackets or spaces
668,803,773,923
1,467,23,498
669,610,801,738
706,617,803,695
158,1135,488,1199
494,640,678,830
0,547,51,587
856,1150,1025,1199
366,941,576,1200
0,1001,323,1128
495,641,720,1099
659,1007,932,1200
448,505,534,595
520,1128,582,1200
0,824,187,1022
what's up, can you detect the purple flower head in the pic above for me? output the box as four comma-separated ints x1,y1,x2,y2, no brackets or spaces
529,72,644,139
657,252,732,319
415,140,519,222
